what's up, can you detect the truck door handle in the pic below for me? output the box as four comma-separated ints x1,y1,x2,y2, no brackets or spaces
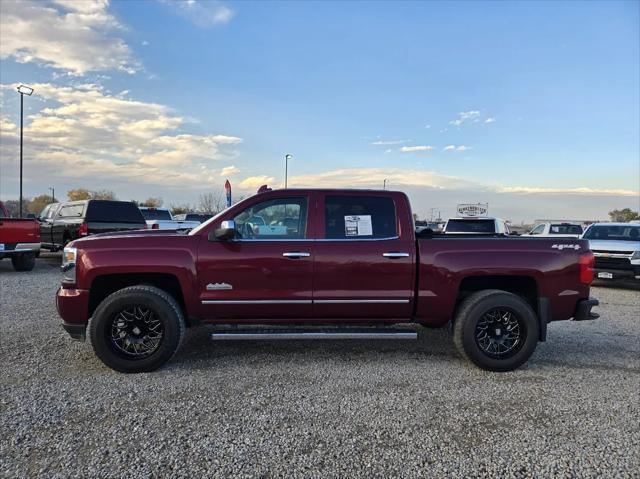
282,252,311,258
382,252,409,258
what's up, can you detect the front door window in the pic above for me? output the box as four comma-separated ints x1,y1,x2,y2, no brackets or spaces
233,197,307,239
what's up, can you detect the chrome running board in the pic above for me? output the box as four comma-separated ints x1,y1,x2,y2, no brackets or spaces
210,327,417,341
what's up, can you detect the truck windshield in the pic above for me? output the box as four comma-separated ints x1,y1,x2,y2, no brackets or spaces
140,209,172,221
446,219,495,233
583,225,640,241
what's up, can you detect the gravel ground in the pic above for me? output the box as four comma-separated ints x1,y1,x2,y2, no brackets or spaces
1,254,639,478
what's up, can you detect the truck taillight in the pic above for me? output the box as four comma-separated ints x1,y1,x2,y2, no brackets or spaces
151,223,159,230
579,252,595,284
78,222,88,237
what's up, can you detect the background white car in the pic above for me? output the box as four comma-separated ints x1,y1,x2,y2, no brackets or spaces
139,207,201,230
523,222,584,238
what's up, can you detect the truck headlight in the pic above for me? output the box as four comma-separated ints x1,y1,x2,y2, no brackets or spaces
631,251,640,260
61,247,77,284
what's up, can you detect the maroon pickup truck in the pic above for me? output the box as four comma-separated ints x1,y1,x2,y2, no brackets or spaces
56,188,598,373
0,201,40,271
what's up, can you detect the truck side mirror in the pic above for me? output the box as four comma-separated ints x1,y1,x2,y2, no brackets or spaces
210,220,236,241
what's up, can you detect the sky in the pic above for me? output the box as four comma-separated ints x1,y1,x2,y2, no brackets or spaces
0,0,638,222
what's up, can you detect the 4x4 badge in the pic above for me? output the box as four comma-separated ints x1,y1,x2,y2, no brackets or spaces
207,282,233,290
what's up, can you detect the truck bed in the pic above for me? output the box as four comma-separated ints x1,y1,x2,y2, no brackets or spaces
416,236,589,325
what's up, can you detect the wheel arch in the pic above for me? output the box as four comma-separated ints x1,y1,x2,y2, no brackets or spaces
454,275,547,341
88,273,194,325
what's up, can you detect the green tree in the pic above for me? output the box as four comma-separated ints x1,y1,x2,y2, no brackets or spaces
67,188,91,201
28,194,57,215
609,208,640,222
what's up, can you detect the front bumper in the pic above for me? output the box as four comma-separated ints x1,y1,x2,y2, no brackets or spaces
56,287,90,340
593,267,640,281
62,322,86,341
573,298,599,321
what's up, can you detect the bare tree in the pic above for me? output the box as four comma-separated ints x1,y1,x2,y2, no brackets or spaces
169,203,192,215
139,197,163,207
198,191,225,214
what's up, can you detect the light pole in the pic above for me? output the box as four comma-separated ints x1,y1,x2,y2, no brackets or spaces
284,154,292,188
17,85,34,218
383,178,387,190
49,187,55,203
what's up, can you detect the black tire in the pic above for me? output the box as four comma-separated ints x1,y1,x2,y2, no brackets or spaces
88,285,185,373
453,289,539,372
11,252,36,271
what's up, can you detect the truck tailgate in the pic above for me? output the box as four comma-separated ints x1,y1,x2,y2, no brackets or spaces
0,218,40,244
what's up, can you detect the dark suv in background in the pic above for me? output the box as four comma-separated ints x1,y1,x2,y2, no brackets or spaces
39,200,146,251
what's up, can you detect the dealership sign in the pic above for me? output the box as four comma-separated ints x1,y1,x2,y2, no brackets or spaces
457,203,488,217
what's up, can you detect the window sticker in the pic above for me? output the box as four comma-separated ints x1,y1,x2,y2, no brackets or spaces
344,215,373,236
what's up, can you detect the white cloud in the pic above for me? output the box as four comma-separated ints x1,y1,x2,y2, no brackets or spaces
496,186,638,196
0,83,242,188
424,125,431,129
220,165,240,176
400,145,434,153
0,0,138,75
484,117,496,124
444,145,471,152
239,176,275,189
372,139,409,146
289,168,477,190
287,168,639,198
160,0,234,28
450,110,481,126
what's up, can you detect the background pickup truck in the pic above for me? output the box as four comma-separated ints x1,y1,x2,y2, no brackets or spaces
444,216,513,235
0,201,41,271
56,188,599,373
139,207,201,230
40,200,147,251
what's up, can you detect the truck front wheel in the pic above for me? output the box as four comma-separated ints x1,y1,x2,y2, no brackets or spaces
453,290,539,372
88,285,185,373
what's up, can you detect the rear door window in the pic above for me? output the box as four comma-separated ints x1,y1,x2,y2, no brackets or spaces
86,201,146,223
325,196,396,239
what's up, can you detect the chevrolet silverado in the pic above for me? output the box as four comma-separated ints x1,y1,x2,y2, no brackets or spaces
56,188,599,373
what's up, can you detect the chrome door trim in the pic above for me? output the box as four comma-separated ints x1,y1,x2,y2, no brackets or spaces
201,299,409,305
202,299,312,305
314,299,410,304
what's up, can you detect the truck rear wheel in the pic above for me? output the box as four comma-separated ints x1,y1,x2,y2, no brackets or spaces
453,290,539,372
11,253,35,271
88,285,185,373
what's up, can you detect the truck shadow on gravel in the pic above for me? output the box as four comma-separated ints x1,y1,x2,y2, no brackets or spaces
162,321,639,374
172,325,458,366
